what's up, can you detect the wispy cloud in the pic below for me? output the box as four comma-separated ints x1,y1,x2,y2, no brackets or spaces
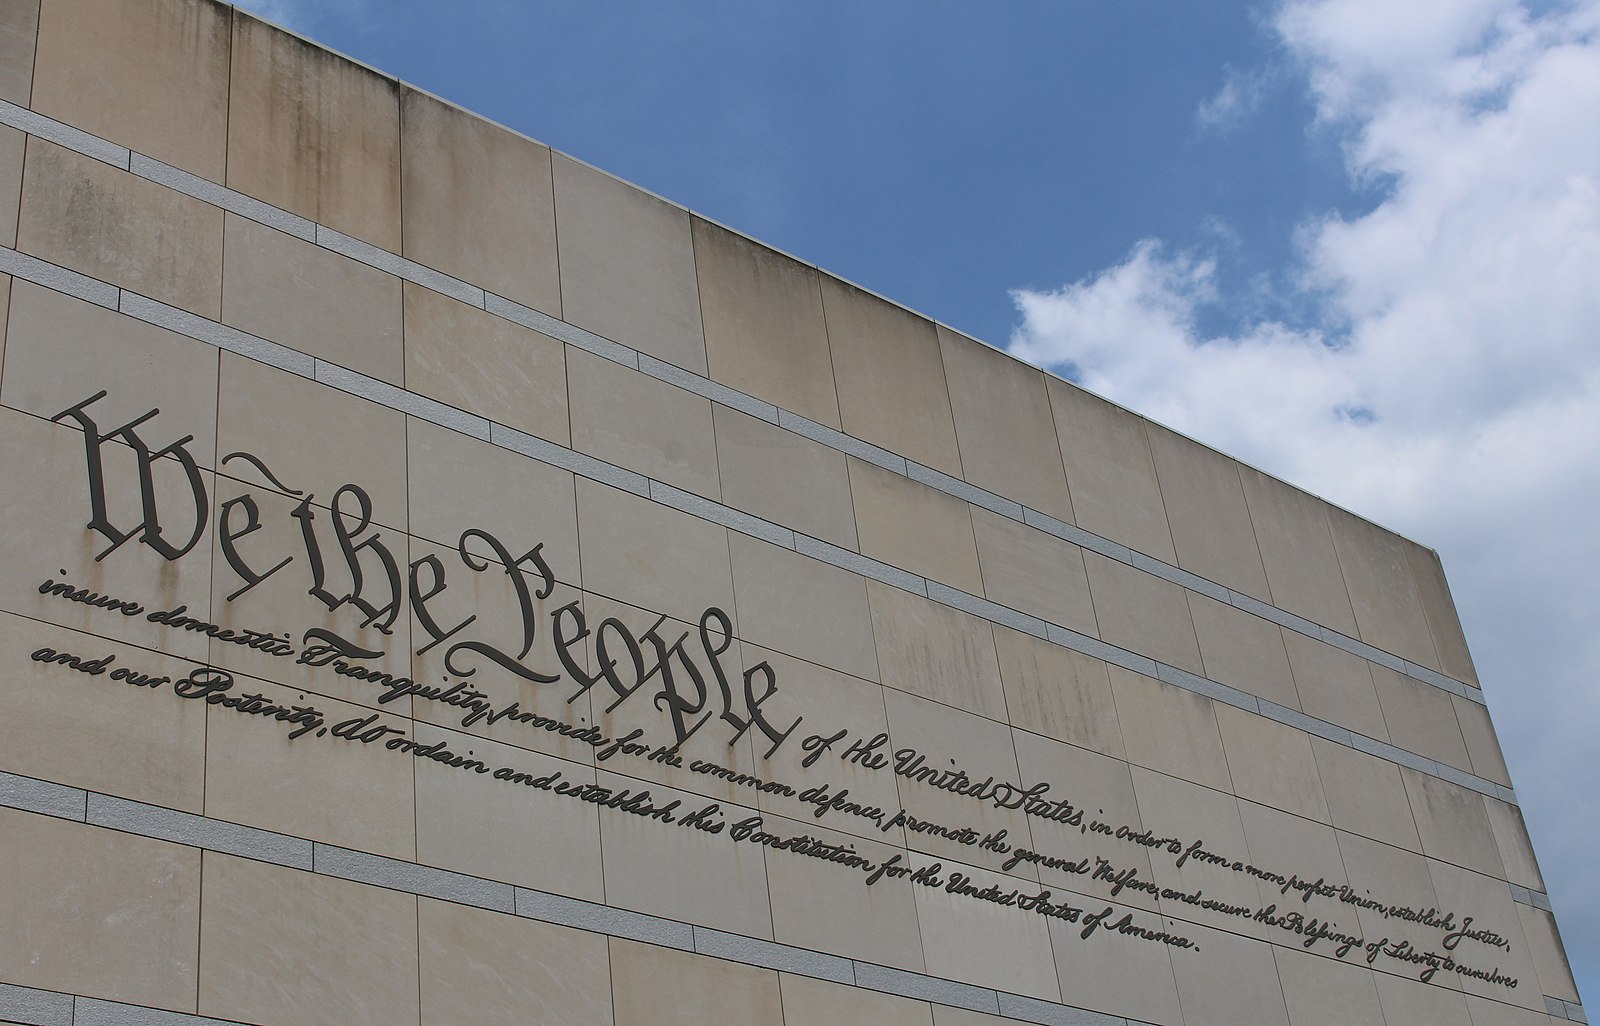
1195,63,1279,133
1013,0,1600,998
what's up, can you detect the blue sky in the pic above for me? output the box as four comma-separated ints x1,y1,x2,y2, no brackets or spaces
248,0,1598,1007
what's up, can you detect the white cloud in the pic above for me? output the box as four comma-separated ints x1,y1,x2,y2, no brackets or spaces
1195,64,1277,133
1012,0,1600,996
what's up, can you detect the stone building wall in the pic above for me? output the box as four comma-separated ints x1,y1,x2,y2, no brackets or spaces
0,1,1583,1023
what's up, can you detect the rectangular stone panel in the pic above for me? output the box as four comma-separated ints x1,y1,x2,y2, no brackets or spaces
694,217,841,429
19,139,223,317
222,212,403,383
1146,422,1271,601
402,88,560,315
419,896,614,1026
227,13,401,250
851,458,984,594
569,346,719,497
824,276,963,476
0,811,200,1012
553,152,705,372
941,326,1074,523
1049,379,1177,563
199,853,420,1026
714,404,858,549
1,124,21,248
1327,506,1441,671
404,282,569,445
31,0,230,180
0,0,37,105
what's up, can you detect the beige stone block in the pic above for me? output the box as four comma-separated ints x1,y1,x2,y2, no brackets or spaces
694,216,840,426
227,14,400,249
1311,737,1421,851
404,538,592,762
0,407,214,660
824,276,962,475
610,938,785,1026
1215,704,1330,822
403,283,568,444
0,810,200,1011
883,688,1035,877
1406,541,1478,685
0,0,36,104
569,346,719,496
1046,897,1183,1024
0,273,8,363
419,897,612,1026
2,279,220,455
1,124,21,247
1108,665,1231,792
199,854,419,1026
1085,551,1203,673
1371,665,1471,770
941,326,1073,522
218,352,406,524
914,857,1062,1000
577,478,735,629
1333,831,1448,958
1426,860,1543,1010
850,458,983,592
1284,631,1388,743
1453,696,1511,786
1237,802,1351,946
1484,799,1544,892
222,213,403,382
763,811,927,971
402,88,559,314
729,532,878,681
780,973,934,1026
1239,466,1360,637
19,139,223,316
0,612,207,812
1048,380,1176,563
1401,768,1505,877
1327,507,1440,670
1190,592,1299,709
1517,905,1578,1003
553,152,704,371
598,772,772,938
1129,767,1262,938
1468,996,1554,1026
971,507,1098,636
33,0,230,179
1146,423,1271,599
407,417,580,586
1373,974,1470,1025
414,724,604,901
995,625,1124,759
868,580,1005,719
747,646,906,847
714,403,858,548
1012,729,1156,910
1167,920,1290,1026
1272,946,1384,1026
204,670,416,859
